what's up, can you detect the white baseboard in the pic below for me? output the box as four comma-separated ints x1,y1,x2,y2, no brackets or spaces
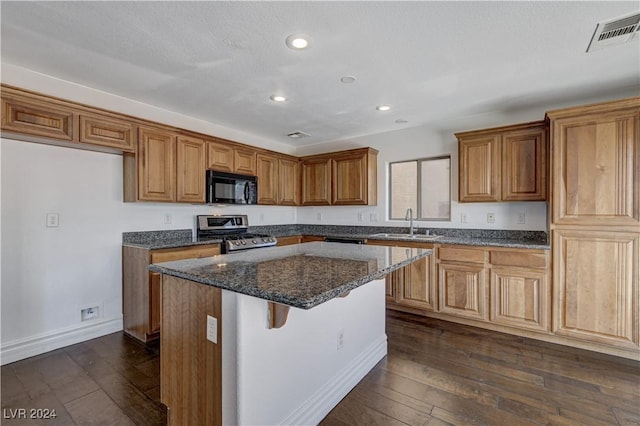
1,316,123,365
280,334,388,426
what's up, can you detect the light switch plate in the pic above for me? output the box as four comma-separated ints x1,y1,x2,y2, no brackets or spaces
207,315,217,344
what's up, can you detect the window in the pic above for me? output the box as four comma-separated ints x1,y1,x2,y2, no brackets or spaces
389,156,451,221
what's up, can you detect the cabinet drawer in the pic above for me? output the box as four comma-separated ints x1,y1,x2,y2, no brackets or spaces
438,246,487,263
151,245,221,263
2,96,74,140
490,250,547,269
79,114,135,152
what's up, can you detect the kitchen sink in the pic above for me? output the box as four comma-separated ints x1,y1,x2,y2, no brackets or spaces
369,233,441,240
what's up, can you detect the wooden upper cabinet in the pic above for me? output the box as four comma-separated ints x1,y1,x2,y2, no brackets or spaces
234,148,257,175
137,127,176,202
552,229,639,349
206,140,256,175
176,135,206,203
278,158,300,206
502,126,546,201
458,135,500,202
256,153,279,205
1,93,75,141
547,99,639,227
457,121,547,202
332,148,377,205
79,114,135,152
206,140,235,172
301,156,332,206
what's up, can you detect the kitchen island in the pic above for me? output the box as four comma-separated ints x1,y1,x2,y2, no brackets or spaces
150,242,430,426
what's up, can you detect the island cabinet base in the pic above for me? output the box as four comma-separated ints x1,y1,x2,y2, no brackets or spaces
160,275,222,426
159,274,387,426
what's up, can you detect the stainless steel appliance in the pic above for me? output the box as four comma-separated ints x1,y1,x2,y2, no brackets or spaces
206,171,258,205
196,215,277,253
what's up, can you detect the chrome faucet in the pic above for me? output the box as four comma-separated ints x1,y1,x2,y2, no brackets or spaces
405,208,414,235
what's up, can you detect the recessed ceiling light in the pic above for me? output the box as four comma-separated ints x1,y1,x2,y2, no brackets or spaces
395,119,408,124
376,105,391,111
340,76,356,84
270,95,287,102
285,34,309,50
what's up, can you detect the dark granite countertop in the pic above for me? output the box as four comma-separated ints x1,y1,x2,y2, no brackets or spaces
122,229,223,250
149,242,430,309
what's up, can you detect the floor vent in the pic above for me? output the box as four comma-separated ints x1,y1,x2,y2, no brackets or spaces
587,12,640,52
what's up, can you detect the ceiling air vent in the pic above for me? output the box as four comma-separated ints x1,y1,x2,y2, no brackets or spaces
587,11,640,52
287,131,310,139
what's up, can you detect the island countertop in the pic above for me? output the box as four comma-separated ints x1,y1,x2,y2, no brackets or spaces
149,241,430,309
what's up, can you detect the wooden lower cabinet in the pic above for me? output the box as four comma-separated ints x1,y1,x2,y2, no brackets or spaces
438,262,487,320
123,244,221,342
275,235,302,246
490,266,548,332
553,229,639,350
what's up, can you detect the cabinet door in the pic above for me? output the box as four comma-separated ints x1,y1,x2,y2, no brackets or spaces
490,267,549,332
176,135,206,203
138,127,175,202
438,262,487,320
234,148,257,175
79,114,135,152
396,256,436,311
278,158,300,205
301,157,332,205
206,141,235,172
256,154,278,205
332,152,368,205
1,95,74,141
502,126,547,201
551,109,639,226
459,135,500,202
553,229,639,349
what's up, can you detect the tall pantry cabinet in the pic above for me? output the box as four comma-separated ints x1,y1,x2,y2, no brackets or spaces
547,98,639,356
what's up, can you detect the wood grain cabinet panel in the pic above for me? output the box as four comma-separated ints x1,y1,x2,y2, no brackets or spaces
502,127,546,201
176,135,206,203
79,114,135,152
278,158,300,205
458,135,501,202
206,140,235,172
332,152,368,205
301,157,332,205
490,267,549,332
457,121,547,202
552,229,639,349
2,95,74,141
438,262,487,320
137,127,176,202
549,106,639,226
256,154,279,205
234,148,257,175
396,256,436,311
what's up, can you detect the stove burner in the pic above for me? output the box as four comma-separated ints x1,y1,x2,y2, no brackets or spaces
196,215,277,252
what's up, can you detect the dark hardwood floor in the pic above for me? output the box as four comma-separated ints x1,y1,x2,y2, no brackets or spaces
2,311,639,425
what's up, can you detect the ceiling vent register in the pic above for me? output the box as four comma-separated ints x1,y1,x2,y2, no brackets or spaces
587,12,640,52
287,131,311,139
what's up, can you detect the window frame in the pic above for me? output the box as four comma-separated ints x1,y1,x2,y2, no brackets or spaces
388,154,451,222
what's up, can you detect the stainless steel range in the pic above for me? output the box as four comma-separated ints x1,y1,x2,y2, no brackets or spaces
196,215,277,253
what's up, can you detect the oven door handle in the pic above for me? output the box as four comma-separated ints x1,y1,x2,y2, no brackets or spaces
244,182,250,203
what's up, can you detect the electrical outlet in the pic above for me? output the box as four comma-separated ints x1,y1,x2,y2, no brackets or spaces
369,212,378,222
337,329,345,350
259,213,265,222
207,315,217,344
460,213,467,223
46,213,60,228
164,214,172,224
517,212,526,224
487,213,495,223
317,212,323,221
81,306,99,321
357,212,364,222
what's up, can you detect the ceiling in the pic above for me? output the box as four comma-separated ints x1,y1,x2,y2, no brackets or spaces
1,1,639,146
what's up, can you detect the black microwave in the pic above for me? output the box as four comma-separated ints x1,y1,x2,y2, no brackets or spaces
206,171,258,204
